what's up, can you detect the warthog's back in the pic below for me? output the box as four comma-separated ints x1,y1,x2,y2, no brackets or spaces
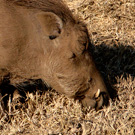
0,0,46,81
0,1,17,68
0,1,29,68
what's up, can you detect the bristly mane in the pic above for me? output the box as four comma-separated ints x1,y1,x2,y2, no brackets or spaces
7,0,76,23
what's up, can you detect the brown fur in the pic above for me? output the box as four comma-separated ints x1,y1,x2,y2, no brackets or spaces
0,0,109,110
7,0,75,23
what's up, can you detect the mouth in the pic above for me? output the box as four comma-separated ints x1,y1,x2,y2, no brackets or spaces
75,87,109,109
74,86,90,100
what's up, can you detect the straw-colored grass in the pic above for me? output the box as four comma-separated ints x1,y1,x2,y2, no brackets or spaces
64,0,135,46
0,0,135,134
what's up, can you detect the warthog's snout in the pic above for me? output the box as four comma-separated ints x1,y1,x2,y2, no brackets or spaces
82,89,109,110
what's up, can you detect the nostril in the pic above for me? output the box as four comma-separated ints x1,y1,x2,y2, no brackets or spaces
88,78,93,83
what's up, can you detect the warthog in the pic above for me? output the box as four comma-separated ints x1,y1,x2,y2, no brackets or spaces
0,0,109,110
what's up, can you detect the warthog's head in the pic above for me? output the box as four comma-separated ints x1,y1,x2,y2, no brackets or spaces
5,0,109,110
35,11,109,110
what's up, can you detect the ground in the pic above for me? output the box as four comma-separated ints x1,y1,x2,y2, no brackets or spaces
0,0,135,135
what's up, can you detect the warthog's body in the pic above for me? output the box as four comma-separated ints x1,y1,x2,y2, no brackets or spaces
0,0,109,110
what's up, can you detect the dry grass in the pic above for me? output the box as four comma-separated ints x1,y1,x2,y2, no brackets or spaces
64,0,135,46
0,0,135,135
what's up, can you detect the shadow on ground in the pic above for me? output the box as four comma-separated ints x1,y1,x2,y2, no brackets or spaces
92,44,135,99
1,44,135,106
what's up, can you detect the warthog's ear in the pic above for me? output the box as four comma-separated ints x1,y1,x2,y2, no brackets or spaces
36,12,63,40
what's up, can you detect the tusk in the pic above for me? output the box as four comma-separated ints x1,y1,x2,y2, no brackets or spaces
95,89,100,98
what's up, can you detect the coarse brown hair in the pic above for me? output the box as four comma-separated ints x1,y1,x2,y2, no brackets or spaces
7,0,76,23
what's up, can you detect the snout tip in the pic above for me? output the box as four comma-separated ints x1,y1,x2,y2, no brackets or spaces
81,90,110,110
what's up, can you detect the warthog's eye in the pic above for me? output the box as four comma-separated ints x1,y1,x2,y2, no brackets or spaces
70,53,76,59
49,35,57,40
88,78,93,83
